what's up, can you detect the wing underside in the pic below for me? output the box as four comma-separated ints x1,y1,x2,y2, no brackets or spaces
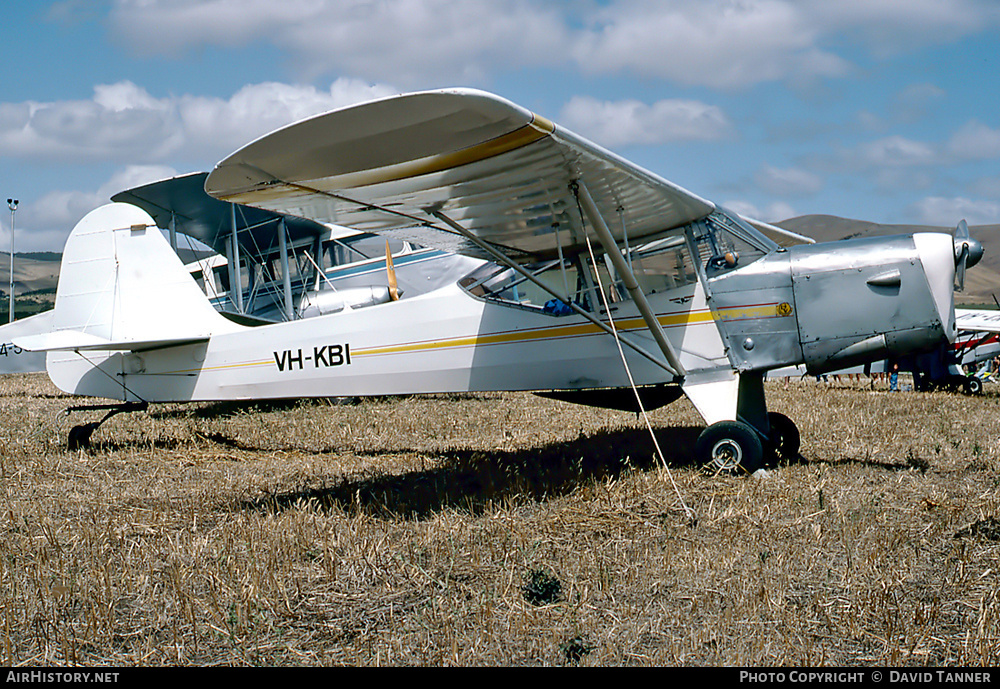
205,88,718,261
111,171,330,261
956,308,1000,334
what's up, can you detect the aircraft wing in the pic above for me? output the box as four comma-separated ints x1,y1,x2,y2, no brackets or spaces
112,172,331,260
205,88,726,261
956,308,1000,333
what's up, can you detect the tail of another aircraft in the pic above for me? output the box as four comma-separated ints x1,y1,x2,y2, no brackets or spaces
16,203,239,355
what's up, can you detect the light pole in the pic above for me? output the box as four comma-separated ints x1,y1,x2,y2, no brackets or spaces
7,199,16,323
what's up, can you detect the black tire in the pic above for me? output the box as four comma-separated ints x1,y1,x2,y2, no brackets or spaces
965,377,983,395
696,420,764,474
68,424,93,451
767,411,801,462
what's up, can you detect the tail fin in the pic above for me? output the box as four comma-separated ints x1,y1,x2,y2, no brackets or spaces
16,203,239,353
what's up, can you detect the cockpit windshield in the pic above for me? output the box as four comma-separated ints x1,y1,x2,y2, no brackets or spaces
689,210,776,278
458,208,777,315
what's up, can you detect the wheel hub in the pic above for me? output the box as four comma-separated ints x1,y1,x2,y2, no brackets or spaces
709,438,743,471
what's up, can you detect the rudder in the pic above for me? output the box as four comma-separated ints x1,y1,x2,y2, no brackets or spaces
18,203,239,353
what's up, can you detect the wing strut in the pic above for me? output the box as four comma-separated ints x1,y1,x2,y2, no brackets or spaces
574,182,688,378
429,209,683,380
278,218,294,320
227,203,244,314
168,212,178,252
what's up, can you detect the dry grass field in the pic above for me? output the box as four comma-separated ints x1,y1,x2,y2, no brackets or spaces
2,373,1000,666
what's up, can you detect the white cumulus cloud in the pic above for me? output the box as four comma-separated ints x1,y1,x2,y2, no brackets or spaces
755,165,823,197
852,136,939,168
909,196,1000,226
105,0,1000,90
0,79,396,166
11,166,182,252
572,1,849,89
946,121,1000,162
722,200,798,224
109,0,570,86
559,96,733,148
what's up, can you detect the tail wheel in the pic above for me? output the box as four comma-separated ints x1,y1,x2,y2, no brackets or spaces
696,421,764,475
68,422,99,451
767,411,801,462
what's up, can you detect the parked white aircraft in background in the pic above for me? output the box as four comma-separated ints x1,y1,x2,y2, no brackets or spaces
955,308,1000,339
111,172,483,323
14,89,983,473
0,172,482,373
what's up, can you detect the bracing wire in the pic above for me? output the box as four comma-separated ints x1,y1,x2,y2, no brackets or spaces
73,349,146,404
582,234,695,522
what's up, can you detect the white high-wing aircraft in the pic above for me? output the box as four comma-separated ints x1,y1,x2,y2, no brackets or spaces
15,89,983,472
955,308,1000,338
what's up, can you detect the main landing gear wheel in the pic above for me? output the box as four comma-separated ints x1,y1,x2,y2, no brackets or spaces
766,411,800,464
965,377,983,395
696,420,764,475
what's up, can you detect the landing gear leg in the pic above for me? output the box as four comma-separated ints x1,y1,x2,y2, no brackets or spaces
65,401,148,450
735,371,802,466
692,372,800,472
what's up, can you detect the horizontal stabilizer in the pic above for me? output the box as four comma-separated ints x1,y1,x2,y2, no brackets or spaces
15,330,208,353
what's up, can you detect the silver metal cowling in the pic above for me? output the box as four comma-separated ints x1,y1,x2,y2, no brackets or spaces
705,249,801,372
705,233,954,375
789,233,950,373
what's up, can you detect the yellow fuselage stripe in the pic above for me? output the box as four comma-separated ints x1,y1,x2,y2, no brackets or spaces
156,301,790,375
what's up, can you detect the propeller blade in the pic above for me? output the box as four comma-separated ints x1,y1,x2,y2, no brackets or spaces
952,219,983,292
956,243,969,292
386,240,400,301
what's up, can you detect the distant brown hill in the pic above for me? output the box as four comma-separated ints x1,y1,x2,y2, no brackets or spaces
777,215,1000,306
0,253,61,297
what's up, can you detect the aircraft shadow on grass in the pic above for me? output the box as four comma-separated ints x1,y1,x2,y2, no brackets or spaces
78,413,919,519
237,425,707,520
97,401,917,516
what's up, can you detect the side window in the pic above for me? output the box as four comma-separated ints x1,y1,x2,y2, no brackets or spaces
459,220,765,314
630,236,698,294
459,261,584,315
460,237,704,315
214,265,230,293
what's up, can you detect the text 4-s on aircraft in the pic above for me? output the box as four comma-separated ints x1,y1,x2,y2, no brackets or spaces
16,89,983,472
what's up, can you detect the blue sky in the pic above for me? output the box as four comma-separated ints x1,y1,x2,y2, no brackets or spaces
2,0,1000,251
